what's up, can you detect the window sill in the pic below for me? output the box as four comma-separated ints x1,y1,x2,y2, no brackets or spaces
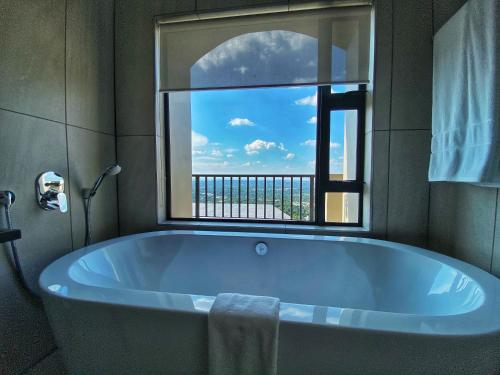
159,220,372,237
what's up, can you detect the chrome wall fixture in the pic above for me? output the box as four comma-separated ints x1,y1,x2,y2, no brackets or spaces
35,171,68,213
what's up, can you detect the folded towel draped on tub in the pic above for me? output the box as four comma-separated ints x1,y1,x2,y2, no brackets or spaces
208,293,280,375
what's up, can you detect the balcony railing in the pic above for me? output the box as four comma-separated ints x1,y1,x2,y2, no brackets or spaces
192,174,315,222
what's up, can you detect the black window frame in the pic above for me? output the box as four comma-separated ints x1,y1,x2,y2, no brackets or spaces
315,84,367,226
164,84,366,226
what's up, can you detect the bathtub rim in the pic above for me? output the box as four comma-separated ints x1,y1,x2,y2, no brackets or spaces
39,230,500,337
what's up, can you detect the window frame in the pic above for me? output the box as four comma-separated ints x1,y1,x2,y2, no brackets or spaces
315,84,367,226
164,84,366,226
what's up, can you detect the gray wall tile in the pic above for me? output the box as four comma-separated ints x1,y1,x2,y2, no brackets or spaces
433,0,467,33
0,0,65,122
428,182,458,256
387,130,431,247
117,136,157,234
198,0,285,11
391,0,433,130
0,110,72,375
25,350,67,375
371,131,389,237
453,185,497,272
115,0,196,136
373,0,392,131
66,0,115,134
429,183,498,272
68,126,118,248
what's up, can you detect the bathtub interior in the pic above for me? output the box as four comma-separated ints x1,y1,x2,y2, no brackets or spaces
66,233,485,317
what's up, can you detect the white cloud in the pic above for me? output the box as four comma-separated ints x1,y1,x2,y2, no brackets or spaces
195,156,218,161
307,116,317,125
295,92,317,106
211,149,223,157
233,66,248,75
244,139,277,155
192,131,208,148
192,150,205,156
308,160,316,169
241,162,251,167
195,31,313,71
226,154,234,158
302,139,341,148
302,139,316,147
284,153,295,160
228,118,255,127
224,147,239,153
278,143,287,151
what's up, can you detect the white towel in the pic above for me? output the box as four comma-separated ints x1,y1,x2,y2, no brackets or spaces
429,0,500,186
208,293,280,375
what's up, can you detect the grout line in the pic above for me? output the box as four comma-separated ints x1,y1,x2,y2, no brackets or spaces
116,134,156,137
64,0,75,251
374,128,431,132
19,347,59,375
427,0,435,250
66,122,115,136
489,188,499,273
425,181,432,248
113,0,121,237
0,107,66,126
385,0,394,240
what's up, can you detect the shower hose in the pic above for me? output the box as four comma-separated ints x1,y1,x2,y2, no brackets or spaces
3,205,40,300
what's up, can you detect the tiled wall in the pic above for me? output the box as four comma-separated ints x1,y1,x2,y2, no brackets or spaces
0,0,117,373
428,0,500,277
369,0,434,247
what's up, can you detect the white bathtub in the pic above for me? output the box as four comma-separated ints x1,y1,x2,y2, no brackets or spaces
40,231,500,374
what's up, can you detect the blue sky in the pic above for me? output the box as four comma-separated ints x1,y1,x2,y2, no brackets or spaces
190,86,345,174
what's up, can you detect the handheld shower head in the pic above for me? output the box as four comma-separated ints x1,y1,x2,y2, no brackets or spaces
103,165,122,177
83,164,121,199
82,164,121,246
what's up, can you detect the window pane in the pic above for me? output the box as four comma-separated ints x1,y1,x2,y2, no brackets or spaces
168,86,317,221
331,84,358,94
329,110,358,181
324,192,359,223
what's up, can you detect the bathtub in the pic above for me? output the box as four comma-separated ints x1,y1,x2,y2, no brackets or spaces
40,231,500,374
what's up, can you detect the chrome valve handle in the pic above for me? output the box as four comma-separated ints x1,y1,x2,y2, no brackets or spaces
35,171,68,213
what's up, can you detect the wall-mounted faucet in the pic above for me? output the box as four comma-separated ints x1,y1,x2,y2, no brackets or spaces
35,171,68,213
0,190,15,209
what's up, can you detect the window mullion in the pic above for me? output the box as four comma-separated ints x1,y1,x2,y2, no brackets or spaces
315,86,366,226
315,85,332,225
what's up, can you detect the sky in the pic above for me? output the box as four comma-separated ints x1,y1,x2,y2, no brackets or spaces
190,85,346,175
178,29,350,175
